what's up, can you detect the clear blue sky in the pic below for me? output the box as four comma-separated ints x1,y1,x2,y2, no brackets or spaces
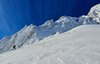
0,0,100,39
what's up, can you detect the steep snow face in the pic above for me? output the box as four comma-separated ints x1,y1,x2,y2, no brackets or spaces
88,4,100,23
0,4,99,53
0,25,100,64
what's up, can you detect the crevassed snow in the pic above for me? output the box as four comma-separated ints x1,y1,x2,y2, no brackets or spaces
0,4,100,53
0,25,100,64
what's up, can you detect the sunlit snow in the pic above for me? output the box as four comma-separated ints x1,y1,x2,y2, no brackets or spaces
0,3,100,64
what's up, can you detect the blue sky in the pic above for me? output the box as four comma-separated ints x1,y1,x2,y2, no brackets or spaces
0,0,100,39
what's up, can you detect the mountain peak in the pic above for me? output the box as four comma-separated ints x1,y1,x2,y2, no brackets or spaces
88,4,100,22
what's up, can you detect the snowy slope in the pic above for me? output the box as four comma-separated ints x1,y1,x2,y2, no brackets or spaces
0,4,100,53
0,25,100,64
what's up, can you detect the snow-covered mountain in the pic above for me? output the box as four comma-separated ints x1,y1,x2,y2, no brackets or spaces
0,25,100,64
88,4,100,23
0,4,100,54
0,3,100,64
0,4,99,53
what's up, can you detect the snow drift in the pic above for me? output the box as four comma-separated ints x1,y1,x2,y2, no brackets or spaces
0,4,100,53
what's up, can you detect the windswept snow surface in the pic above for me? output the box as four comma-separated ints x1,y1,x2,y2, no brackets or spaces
0,25,100,64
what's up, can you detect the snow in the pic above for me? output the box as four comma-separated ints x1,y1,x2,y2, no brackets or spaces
88,4,100,23
0,3,100,64
0,4,100,53
0,15,97,53
0,25,100,64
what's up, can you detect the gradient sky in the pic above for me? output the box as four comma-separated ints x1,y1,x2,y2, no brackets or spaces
0,0,100,39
